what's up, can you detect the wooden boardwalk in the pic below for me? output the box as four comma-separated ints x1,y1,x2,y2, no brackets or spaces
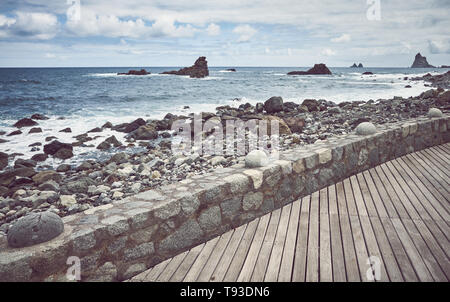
129,143,450,282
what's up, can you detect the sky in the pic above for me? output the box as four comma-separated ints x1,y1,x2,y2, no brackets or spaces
0,0,449,67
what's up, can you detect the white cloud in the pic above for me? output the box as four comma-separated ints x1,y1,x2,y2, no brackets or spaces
321,48,336,56
331,33,351,43
233,24,257,42
0,12,58,40
206,23,220,36
428,39,450,54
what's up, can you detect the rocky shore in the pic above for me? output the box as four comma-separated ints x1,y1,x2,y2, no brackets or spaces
0,80,449,234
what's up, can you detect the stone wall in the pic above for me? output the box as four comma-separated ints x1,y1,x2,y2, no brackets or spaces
0,115,449,281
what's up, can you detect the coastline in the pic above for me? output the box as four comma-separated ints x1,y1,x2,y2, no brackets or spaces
1,70,449,233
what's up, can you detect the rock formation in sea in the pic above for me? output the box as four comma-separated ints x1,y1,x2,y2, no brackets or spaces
117,69,150,76
411,53,435,68
161,56,209,78
441,65,450,68
226,68,236,72
350,63,364,68
287,63,332,75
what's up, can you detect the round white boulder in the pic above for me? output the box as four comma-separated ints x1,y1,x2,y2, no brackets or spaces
245,150,269,168
355,122,377,135
428,108,443,118
7,211,64,248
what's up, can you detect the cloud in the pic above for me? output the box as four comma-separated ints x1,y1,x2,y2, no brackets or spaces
233,24,257,42
0,12,58,39
428,39,450,54
206,23,220,36
331,33,351,43
321,48,336,56
66,11,196,38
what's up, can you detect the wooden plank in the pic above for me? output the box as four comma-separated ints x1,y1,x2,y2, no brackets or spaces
306,191,320,282
170,243,205,282
223,218,260,282
413,220,450,280
409,152,450,191
427,147,450,166
351,176,389,282
355,173,378,217
336,182,348,216
369,217,404,282
210,223,247,282
236,213,271,282
384,161,431,221
156,250,189,282
395,157,450,219
401,218,447,281
264,203,292,282
292,196,310,282
420,149,450,177
251,208,282,282
183,236,220,282
144,258,172,282
343,178,358,216
377,164,419,220
367,169,399,218
319,188,333,282
197,230,234,282
401,155,450,203
390,217,434,282
423,219,450,257
435,145,450,160
129,267,152,282
378,217,418,282
362,170,389,218
336,183,360,282
328,184,347,282
278,199,301,282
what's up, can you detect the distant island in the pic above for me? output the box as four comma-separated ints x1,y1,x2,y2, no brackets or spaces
287,63,332,75
350,63,364,68
411,53,435,68
161,56,209,78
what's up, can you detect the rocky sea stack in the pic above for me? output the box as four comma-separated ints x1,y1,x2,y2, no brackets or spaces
117,69,150,76
351,63,363,68
411,53,435,68
287,63,332,75
162,56,209,78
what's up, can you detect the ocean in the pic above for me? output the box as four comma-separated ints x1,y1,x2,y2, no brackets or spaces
0,66,445,166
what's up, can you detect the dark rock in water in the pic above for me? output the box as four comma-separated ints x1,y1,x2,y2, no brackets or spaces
0,152,8,170
28,127,42,134
117,69,150,76
57,164,71,172
161,56,209,78
287,64,332,75
264,96,284,113
362,72,374,75
14,118,38,128
102,122,113,128
31,113,49,120
32,170,62,185
441,65,450,68
54,148,73,160
128,125,158,140
411,53,435,68
97,135,122,150
7,211,64,248
31,153,48,162
358,63,363,68
7,130,22,136
0,138,8,144
226,68,236,72
88,127,102,133
112,118,146,133
183,106,190,109
405,85,412,88
29,142,41,147
14,159,37,168
350,63,363,68
45,136,58,142
302,99,319,112
44,140,73,155
59,127,72,133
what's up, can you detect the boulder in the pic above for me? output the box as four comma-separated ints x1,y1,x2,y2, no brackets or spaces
32,170,62,185
428,108,443,118
7,130,22,136
97,135,122,150
287,64,332,75
245,150,269,168
31,153,48,162
411,53,435,68
262,116,292,135
56,164,71,172
284,116,306,133
14,159,36,168
7,211,64,248
0,167,36,186
54,148,74,160
59,128,72,133
13,118,38,128
0,152,8,170
161,56,209,78
362,72,374,75
128,125,158,140
302,99,319,112
264,96,284,113
28,127,42,134
44,140,73,155
30,113,49,120
64,177,96,194
355,122,377,135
